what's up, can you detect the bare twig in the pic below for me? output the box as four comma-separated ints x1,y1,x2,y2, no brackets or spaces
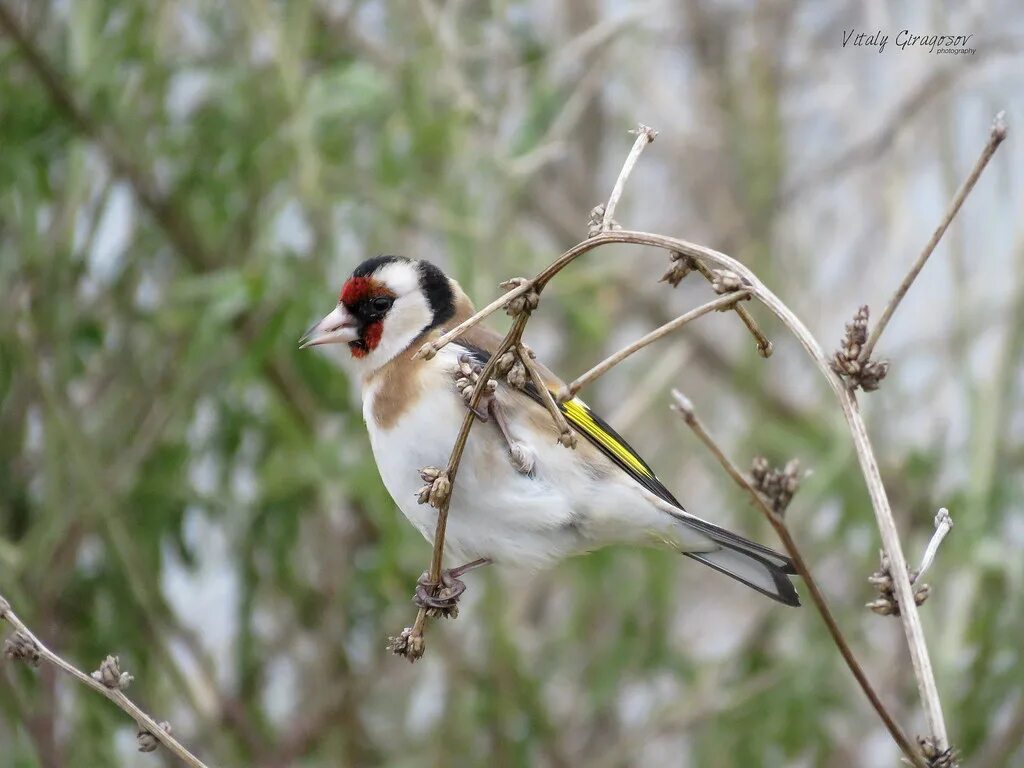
0,596,208,768
917,508,953,581
560,291,750,401
390,314,531,660
688,257,773,358
859,113,1008,364
519,344,577,447
593,123,657,235
414,280,534,360
669,391,927,768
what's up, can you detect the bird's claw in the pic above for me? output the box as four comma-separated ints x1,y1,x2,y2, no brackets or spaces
414,570,467,617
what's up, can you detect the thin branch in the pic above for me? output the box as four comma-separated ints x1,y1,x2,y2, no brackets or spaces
560,291,750,401
414,281,533,360
859,112,1007,363
518,344,577,446
668,391,927,768
597,123,657,232
688,258,773,358
0,596,209,768
393,314,530,659
916,508,953,581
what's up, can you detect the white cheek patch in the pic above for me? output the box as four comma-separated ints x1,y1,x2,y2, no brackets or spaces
385,292,432,341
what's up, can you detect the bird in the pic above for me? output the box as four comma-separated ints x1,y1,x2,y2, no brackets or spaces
300,255,800,608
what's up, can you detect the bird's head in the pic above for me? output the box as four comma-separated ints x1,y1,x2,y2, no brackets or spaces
299,256,456,370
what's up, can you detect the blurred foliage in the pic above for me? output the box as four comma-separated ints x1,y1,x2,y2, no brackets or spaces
1,1,1022,767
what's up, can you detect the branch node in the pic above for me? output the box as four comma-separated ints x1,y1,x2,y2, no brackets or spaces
832,306,890,391
91,654,134,690
660,251,697,287
749,457,802,516
587,203,619,237
868,550,931,616
918,735,960,768
137,721,173,753
3,630,41,667
414,341,439,361
500,277,540,317
386,627,425,662
415,467,451,508
710,269,746,294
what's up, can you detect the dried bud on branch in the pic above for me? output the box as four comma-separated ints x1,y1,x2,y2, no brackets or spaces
710,269,745,294
500,277,540,317
749,457,802,516
832,306,889,391
587,204,619,237
3,630,41,667
660,251,696,287
493,350,516,377
91,654,134,690
387,627,425,662
867,550,931,616
918,735,960,768
137,721,173,753
415,467,451,508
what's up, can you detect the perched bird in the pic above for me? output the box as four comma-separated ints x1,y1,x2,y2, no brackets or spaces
300,256,800,607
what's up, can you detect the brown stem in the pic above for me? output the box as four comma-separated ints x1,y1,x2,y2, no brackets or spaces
689,258,773,358
858,112,1007,363
668,392,927,768
560,291,750,401
1,598,209,768
599,124,657,231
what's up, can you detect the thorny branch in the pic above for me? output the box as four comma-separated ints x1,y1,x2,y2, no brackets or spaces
668,391,927,768
0,595,209,768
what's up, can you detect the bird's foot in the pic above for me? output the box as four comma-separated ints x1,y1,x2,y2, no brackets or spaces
455,355,496,420
413,559,491,619
489,400,535,475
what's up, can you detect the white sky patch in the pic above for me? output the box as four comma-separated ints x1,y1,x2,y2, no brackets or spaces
88,183,135,285
270,199,314,255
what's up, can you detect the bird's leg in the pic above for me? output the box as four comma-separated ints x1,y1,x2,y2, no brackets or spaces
487,399,536,475
454,354,495,420
414,558,492,618
454,355,535,474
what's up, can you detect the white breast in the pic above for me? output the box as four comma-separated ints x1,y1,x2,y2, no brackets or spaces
360,347,600,569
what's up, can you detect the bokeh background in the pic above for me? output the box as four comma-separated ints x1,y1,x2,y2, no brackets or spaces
1,1,1022,766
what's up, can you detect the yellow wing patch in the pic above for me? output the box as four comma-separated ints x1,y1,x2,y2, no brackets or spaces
560,398,654,479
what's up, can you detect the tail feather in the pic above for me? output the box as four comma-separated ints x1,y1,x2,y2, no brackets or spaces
672,513,801,607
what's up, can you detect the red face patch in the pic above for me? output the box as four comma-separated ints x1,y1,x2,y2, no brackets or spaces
351,321,383,358
340,277,375,307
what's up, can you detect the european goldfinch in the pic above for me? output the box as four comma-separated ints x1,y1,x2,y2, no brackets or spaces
300,256,800,607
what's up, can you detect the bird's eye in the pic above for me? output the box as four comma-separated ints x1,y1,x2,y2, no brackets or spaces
369,296,393,314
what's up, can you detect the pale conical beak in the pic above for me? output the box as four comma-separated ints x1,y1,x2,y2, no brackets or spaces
299,305,359,349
